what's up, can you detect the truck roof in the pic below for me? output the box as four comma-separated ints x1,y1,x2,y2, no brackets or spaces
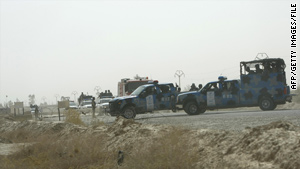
142,83,174,87
208,79,240,84
158,83,174,86
240,58,285,65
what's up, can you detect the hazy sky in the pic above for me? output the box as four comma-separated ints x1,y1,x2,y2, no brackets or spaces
0,0,299,105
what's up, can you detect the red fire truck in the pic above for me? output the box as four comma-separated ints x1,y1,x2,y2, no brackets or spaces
118,76,151,96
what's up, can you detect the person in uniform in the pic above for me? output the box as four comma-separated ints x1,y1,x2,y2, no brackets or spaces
92,97,96,118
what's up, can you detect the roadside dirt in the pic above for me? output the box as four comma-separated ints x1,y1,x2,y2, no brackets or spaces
0,114,300,168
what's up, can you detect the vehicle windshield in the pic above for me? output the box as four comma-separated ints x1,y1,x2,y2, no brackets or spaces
82,101,92,105
200,83,212,92
125,81,149,94
69,102,77,106
130,85,146,96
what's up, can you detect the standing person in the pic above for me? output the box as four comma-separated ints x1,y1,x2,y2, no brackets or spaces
78,92,84,106
190,83,198,91
30,104,35,119
34,105,39,121
92,97,96,118
255,64,263,74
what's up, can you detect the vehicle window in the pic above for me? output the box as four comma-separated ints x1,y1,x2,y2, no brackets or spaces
83,101,92,105
241,59,286,75
70,102,76,106
210,83,219,90
145,86,157,95
131,86,146,96
126,81,149,94
201,83,219,93
200,83,211,94
242,63,258,75
159,85,170,93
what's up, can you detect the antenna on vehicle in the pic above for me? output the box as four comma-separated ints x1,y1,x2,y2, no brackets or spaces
255,53,269,60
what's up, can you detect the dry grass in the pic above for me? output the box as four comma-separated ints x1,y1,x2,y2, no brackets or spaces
0,133,116,169
63,109,85,126
11,113,33,121
0,123,199,169
63,109,105,128
123,128,199,169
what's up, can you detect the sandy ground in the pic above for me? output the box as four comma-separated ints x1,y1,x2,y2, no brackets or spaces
0,112,300,168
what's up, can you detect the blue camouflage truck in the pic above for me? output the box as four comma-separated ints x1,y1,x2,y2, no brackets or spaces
109,81,179,119
176,58,293,115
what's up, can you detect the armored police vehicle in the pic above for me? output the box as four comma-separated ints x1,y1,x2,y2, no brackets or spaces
176,58,293,115
109,81,179,119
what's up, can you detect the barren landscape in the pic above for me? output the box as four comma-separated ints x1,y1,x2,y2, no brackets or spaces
1,1,298,168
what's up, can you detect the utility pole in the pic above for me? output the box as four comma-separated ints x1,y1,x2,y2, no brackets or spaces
6,95,8,108
94,86,101,96
71,91,78,102
255,53,269,60
174,70,185,88
54,94,59,104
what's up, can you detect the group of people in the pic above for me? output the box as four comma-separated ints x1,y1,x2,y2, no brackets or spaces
245,62,283,75
189,83,202,91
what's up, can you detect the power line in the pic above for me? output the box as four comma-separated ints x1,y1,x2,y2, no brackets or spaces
174,70,185,88
71,91,77,102
54,94,59,104
94,86,101,96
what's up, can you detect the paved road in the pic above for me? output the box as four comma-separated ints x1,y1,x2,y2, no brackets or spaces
44,108,300,131
134,109,300,131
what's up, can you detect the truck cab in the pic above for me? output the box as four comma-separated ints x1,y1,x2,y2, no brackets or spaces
177,58,293,115
200,78,241,108
109,82,178,119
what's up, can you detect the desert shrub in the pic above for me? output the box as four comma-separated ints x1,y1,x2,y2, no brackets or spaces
123,128,198,169
63,109,85,126
0,132,116,169
0,124,200,169
0,128,36,143
90,118,105,129
12,114,33,122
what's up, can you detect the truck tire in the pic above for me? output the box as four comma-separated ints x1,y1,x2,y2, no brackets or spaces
198,104,207,114
259,96,275,111
273,104,277,110
184,102,201,115
122,106,136,119
170,95,176,112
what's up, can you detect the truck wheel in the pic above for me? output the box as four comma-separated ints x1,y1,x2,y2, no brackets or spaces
170,95,176,112
259,97,275,111
272,104,277,110
122,106,136,119
184,102,201,115
198,104,206,114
